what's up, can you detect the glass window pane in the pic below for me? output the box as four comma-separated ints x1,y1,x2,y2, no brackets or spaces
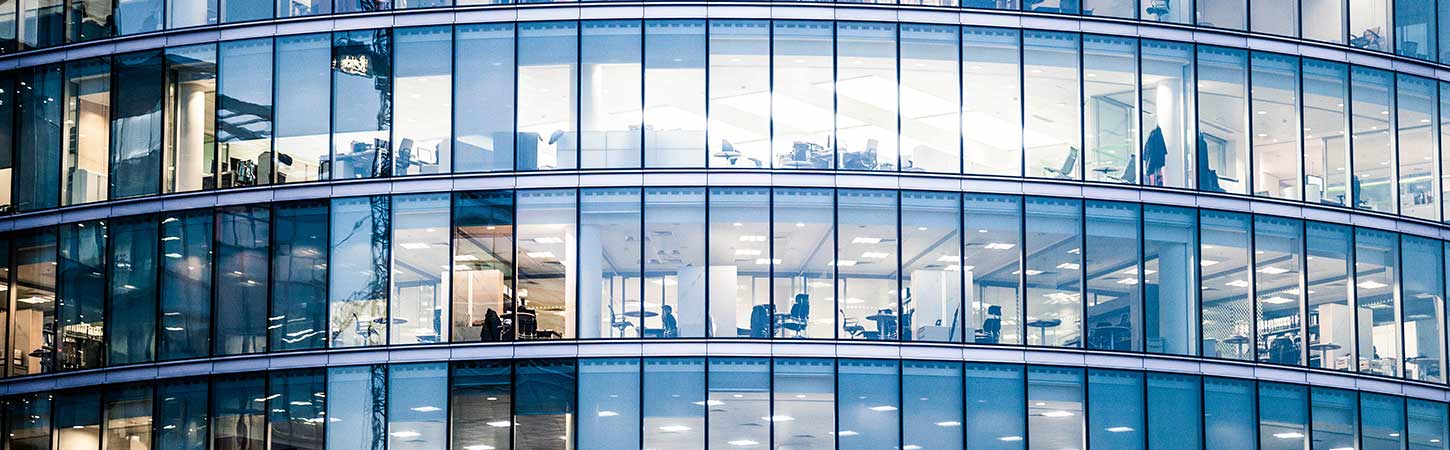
1408,398,1447,450
159,210,212,360
105,384,152,450
1145,205,1198,356
325,365,385,450
838,190,898,341
1024,31,1081,180
393,26,450,176
707,357,769,448
1203,377,1257,448
517,22,578,171
517,189,576,340
578,358,641,447
389,363,448,450
214,206,268,355
642,20,704,168
1197,0,1245,29
450,361,511,450
168,0,215,27
213,39,272,188
329,196,389,348
643,358,704,449
1255,216,1304,366
1197,46,1249,194
167,44,220,193
63,57,109,206
57,220,105,371
1251,0,1298,35
1025,196,1082,347
335,0,387,13
451,190,513,342
515,359,576,449
6,393,51,450
1307,222,1354,371
902,191,963,342
838,359,899,449
1143,0,1190,23
115,0,157,34
212,375,266,450
903,361,964,448
1083,0,1134,18
275,34,329,184
108,214,157,365
707,187,770,338
1304,60,1350,207
12,229,56,376
1201,210,1252,360
772,21,833,170
900,24,958,174
1441,81,1450,221
836,22,895,172
707,20,769,169
1404,236,1444,383
772,188,834,338
966,363,1025,448
1146,373,1201,448
1350,0,1393,52
1362,392,1407,450
111,51,163,199
277,0,326,17
0,72,14,214
580,20,641,170
1251,52,1302,201
54,390,100,450
579,188,642,339
391,193,450,344
1395,0,1435,59
66,0,108,42
1399,74,1438,220
643,187,705,338
965,194,1023,345
1356,227,1400,377
0,239,10,372
19,0,61,48
1259,382,1309,450
1027,366,1084,449
272,200,328,351
1304,0,1346,44
332,29,391,180
454,23,514,173
269,369,325,450
1352,67,1395,212
1085,201,1140,351
1141,40,1196,189
1312,387,1358,450
774,358,834,449
1083,35,1138,184
963,27,1021,176
156,378,208,450
1088,369,1144,449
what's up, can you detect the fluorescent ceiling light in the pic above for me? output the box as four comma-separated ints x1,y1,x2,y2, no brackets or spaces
400,242,430,250
1106,427,1135,433
526,251,555,259
851,237,882,244
985,243,1016,250
1358,280,1388,289
1040,410,1075,418
533,237,564,244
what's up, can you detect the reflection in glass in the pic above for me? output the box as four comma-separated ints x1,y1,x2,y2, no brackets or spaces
66,0,108,42
388,363,448,450
0,73,14,213
838,359,899,449
1144,205,1197,356
515,359,576,449
332,29,392,179
57,220,105,371
838,190,898,340
707,187,771,338
271,200,328,351
1196,0,1245,30
1251,52,1302,200
1312,387,1358,450
1442,81,1450,221
1350,0,1393,52
6,393,51,450
1258,382,1309,450
62,57,109,206
1088,369,1144,449
836,22,896,172
269,369,325,450
392,26,451,176
212,375,265,450
11,228,55,376
1200,210,1252,360
965,194,1022,345
108,215,157,365
455,23,514,173
517,189,576,339
772,188,834,338
168,0,215,28
773,358,834,449
517,22,578,171
104,384,152,450
1196,46,1248,194
1146,373,1202,447
644,187,705,338
1304,60,1351,207
966,363,1025,448
277,0,326,17
1254,216,1304,366
330,196,389,347
1363,392,1407,450
644,358,705,449
900,24,958,173
1408,398,1448,450
773,21,833,169
166,44,220,192
1251,0,1298,36
214,206,268,355
903,361,963,448
1357,228,1401,377
1142,0,1189,23
450,361,511,450
1352,67,1396,212
1024,196,1082,347
390,193,450,344
1027,366,1084,449
580,21,641,169
707,20,769,169
578,358,641,448
1395,0,1435,60
1307,222,1354,371
54,390,100,450
1024,31,1081,180
1399,74,1439,220
221,0,269,23
111,51,163,199
216,39,269,189
1403,236,1445,383
452,191,513,342
1304,0,1346,44
156,379,208,450
159,210,211,360
643,20,705,168
1085,201,1140,352
1204,377,1257,448
963,27,1021,176
579,188,642,339
325,365,385,450
14,64,61,213
707,357,769,448
902,191,962,342
1141,40,1195,189
1083,35,1138,184
1083,0,1133,18
274,34,330,184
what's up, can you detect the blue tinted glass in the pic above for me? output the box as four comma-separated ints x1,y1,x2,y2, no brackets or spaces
388,363,448,449
269,369,324,450
159,210,212,360
903,360,963,449
107,214,157,365
1409,398,1448,450
156,379,208,450
578,358,642,448
57,220,105,371
1146,372,1201,448
966,363,1025,448
451,361,511,450
1259,382,1308,450
1204,377,1257,448
1028,366,1084,449
774,358,835,449
222,0,270,22
212,375,265,450
516,359,577,449
271,200,328,351
1089,369,1144,449
325,365,385,450
1363,392,1407,450
708,357,770,448
838,359,899,449
1311,387,1358,450
214,206,269,355
454,23,514,172
643,358,705,449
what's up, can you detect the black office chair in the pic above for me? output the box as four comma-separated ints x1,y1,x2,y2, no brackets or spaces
749,304,774,338
780,294,811,337
981,305,1003,344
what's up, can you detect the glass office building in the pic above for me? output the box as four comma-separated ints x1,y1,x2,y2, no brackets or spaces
5,0,1450,449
